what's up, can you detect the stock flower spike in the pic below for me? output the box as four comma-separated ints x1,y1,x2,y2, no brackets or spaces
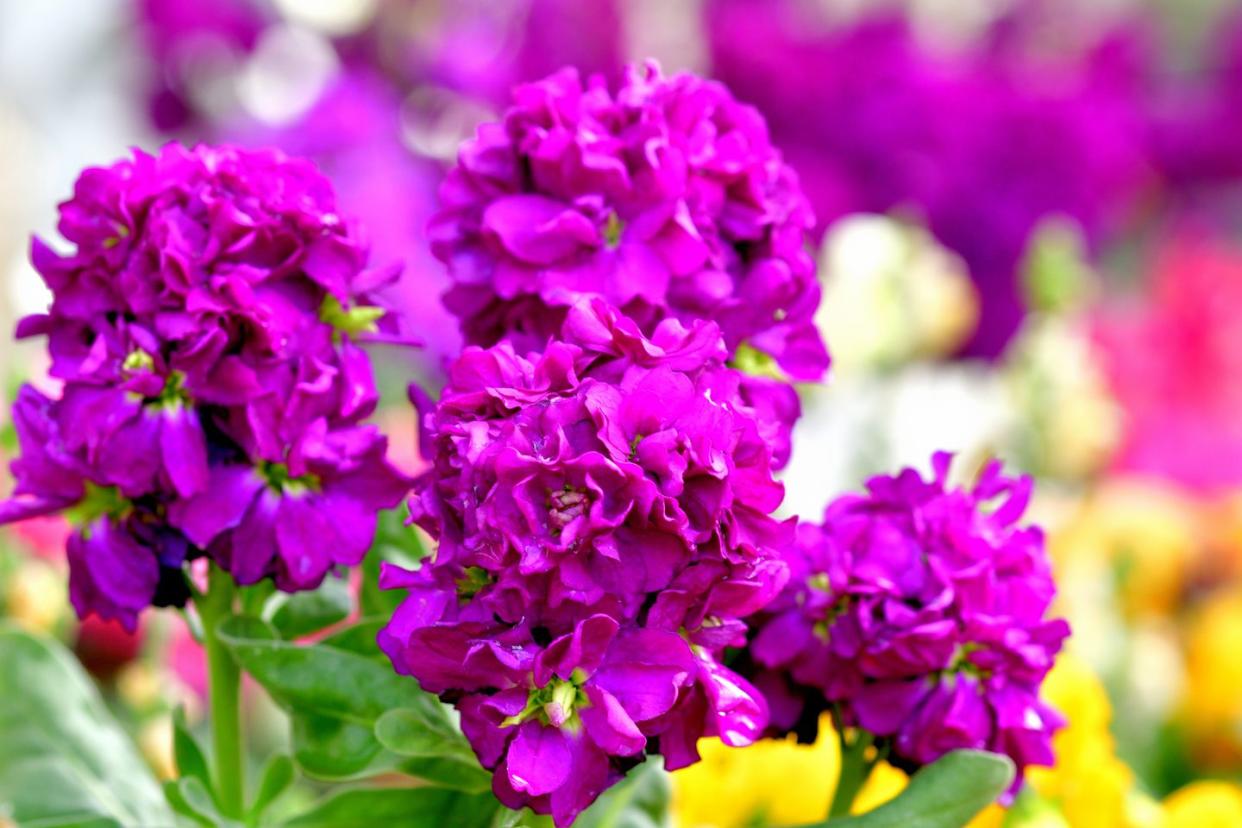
0,143,409,627
430,61,829,385
379,298,792,826
745,453,1070,794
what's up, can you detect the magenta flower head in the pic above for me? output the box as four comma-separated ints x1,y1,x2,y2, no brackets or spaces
0,143,409,628
378,298,793,826
744,453,1069,793
430,61,829,386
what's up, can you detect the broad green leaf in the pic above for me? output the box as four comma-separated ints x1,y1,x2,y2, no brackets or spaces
268,576,353,640
172,707,212,792
217,615,484,790
392,756,493,794
0,624,173,828
290,713,392,780
818,750,1015,828
282,787,499,828
375,708,474,760
317,617,387,662
575,761,670,828
163,777,243,828
216,615,447,726
248,754,296,821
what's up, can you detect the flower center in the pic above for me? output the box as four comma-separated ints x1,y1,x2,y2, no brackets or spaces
730,343,789,382
319,294,385,338
455,566,492,602
258,461,320,495
65,482,132,530
501,670,591,733
547,486,588,532
603,211,624,249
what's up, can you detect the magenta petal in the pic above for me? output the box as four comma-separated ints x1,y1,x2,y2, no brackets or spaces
338,338,378,420
483,195,600,265
700,657,768,747
159,405,210,498
854,680,930,737
274,495,335,589
230,489,280,585
168,465,264,547
580,685,645,756
506,721,572,797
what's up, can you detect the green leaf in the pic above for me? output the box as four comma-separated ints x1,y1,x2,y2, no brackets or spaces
374,708,474,760
248,754,296,821
317,617,387,661
290,713,392,780
0,624,174,828
268,576,352,639
172,707,212,792
819,751,1015,828
217,615,484,790
391,756,493,794
574,761,670,828
283,787,499,828
216,616,445,725
164,777,243,828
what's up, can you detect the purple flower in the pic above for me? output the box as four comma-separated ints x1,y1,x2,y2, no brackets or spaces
430,62,828,384
744,452,1069,793
169,423,407,590
379,299,791,826
706,0,1148,358
1,143,409,626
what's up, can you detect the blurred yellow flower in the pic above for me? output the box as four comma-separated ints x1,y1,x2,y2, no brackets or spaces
1028,655,1144,828
138,714,177,781
1051,480,1200,621
1160,781,1242,828
1182,587,1242,766
4,559,67,633
670,715,904,828
671,657,1152,828
968,654,1148,828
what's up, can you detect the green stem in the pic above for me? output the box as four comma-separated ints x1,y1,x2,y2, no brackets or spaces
828,728,876,819
200,564,244,818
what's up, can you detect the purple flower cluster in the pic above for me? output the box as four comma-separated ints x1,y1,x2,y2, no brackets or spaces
429,62,829,385
378,299,793,826
707,0,1149,358
745,453,1070,790
0,143,408,629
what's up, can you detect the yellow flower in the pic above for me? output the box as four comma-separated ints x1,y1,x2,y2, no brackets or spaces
670,715,904,828
673,657,1148,828
967,654,1147,828
1181,587,1242,766
1050,480,1199,621
1160,781,1242,828
4,559,68,633
1025,655,1141,828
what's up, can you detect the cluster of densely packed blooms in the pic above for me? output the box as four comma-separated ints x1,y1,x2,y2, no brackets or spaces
374,64,1069,824
0,144,408,629
379,300,793,825
744,454,1069,792
0,59,1072,826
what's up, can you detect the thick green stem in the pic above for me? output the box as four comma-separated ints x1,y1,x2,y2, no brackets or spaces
200,564,244,818
828,728,876,819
